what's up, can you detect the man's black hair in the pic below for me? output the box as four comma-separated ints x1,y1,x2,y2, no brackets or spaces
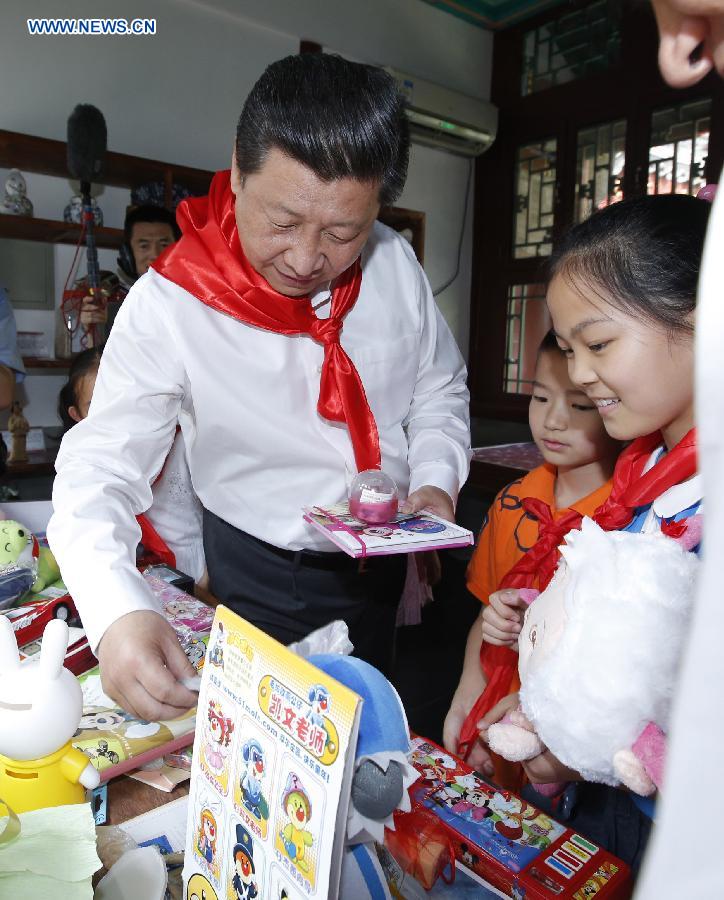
235,53,410,206
548,194,710,337
124,204,181,242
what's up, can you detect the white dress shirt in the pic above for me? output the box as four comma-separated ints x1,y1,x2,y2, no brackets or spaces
146,429,205,582
48,222,471,651
635,179,722,898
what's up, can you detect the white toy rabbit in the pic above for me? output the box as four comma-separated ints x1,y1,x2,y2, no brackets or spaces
0,616,100,813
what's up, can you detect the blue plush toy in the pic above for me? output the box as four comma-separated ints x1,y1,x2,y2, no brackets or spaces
308,654,418,900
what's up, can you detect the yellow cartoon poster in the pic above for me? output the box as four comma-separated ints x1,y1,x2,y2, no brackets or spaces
183,606,362,900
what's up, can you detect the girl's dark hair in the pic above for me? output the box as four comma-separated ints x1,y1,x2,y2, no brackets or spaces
548,194,711,335
58,347,102,432
235,54,410,206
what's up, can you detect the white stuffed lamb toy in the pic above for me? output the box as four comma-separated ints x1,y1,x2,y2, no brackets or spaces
487,517,698,796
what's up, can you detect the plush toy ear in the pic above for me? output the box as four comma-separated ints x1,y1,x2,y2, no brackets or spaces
351,759,404,821
613,749,657,796
487,720,545,762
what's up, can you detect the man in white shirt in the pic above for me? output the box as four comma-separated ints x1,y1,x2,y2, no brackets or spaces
48,53,470,722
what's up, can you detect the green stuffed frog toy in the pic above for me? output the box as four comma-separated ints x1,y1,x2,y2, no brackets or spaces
0,520,61,594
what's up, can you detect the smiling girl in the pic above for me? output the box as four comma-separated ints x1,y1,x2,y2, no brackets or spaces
549,193,708,540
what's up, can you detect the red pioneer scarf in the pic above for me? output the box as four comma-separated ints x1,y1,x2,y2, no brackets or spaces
457,427,698,759
152,170,381,473
136,513,176,569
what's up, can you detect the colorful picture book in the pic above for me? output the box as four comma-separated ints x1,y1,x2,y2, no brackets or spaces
71,574,215,780
183,604,363,900
303,502,474,558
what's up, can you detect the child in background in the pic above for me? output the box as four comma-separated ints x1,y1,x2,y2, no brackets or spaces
479,193,710,876
58,348,206,583
443,330,621,783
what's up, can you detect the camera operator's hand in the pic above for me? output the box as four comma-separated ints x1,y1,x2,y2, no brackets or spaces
80,291,109,328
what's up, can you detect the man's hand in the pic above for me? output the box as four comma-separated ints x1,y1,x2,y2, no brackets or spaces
96,610,198,721
443,699,495,777
80,291,109,328
481,589,527,647
401,485,455,522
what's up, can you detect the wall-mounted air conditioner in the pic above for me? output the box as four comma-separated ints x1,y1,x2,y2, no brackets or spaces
385,67,498,158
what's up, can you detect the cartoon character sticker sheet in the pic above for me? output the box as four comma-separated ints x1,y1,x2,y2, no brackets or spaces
199,690,236,795
183,605,362,900
233,718,274,840
193,794,223,886
226,817,266,900
274,763,326,889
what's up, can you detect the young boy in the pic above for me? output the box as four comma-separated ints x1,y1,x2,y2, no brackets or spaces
443,332,620,782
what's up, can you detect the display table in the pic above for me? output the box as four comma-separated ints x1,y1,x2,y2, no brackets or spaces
468,442,543,496
107,776,190,826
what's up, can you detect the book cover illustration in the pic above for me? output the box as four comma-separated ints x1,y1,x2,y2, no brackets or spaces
303,502,473,557
183,605,362,900
408,737,631,899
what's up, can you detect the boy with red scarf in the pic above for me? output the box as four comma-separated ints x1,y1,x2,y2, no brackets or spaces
443,331,620,787
48,54,470,723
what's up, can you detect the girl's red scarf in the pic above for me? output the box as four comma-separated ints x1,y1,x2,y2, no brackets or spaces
457,427,697,759
152,170,381,473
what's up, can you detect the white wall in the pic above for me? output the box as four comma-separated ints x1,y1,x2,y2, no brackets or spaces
0,0,491,424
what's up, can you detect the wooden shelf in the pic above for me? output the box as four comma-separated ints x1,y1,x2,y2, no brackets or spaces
22,357,71,369
4,448,56,478
0,214,123,248
0,129,214,198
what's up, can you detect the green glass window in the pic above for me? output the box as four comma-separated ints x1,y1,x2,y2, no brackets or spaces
521,0,621,96
575,119,626,222
648,98,711,196
504,283,551,394
513,139,557,259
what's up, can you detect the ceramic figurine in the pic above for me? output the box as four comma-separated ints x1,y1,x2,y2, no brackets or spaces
63,193,103,226
7,401,29,464
0,169,33,216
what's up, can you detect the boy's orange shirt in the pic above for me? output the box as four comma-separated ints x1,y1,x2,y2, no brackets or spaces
467,462,613,609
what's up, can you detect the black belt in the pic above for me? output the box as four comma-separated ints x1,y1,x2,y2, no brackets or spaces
249,531,394,572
